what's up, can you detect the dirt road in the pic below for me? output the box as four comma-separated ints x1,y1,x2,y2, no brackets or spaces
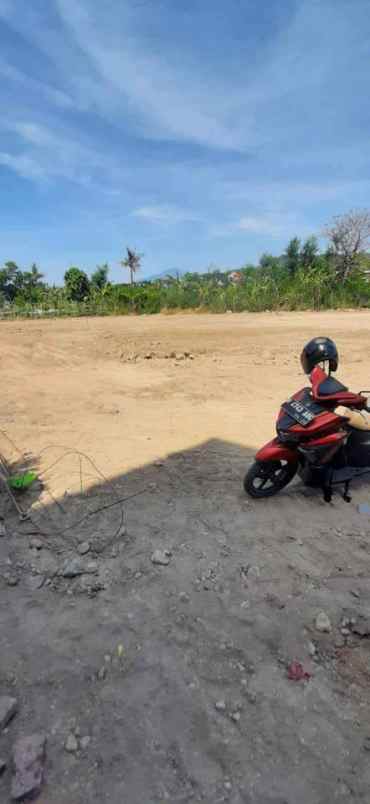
1,311,370,803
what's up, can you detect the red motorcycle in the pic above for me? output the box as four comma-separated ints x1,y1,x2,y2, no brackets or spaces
244,341,370,503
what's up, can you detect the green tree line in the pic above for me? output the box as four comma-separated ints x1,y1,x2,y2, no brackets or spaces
1,210,370,317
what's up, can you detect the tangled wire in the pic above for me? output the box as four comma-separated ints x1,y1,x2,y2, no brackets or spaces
0,430,146,549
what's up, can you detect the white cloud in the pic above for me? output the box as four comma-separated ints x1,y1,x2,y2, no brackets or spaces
0,59,74,109
2,0,369,161
0,152,47,181
0,120,116,185
55,0,250,150
132,205,198,225
237,216,284,237
210,211,312,241
221,179,370,206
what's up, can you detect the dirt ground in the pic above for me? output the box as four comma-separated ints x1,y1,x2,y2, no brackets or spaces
1,310,370,803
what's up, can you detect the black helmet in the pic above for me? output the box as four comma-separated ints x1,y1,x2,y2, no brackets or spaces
300,337,338,375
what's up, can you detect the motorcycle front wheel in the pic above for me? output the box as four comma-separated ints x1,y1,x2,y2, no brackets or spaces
244,459,297,499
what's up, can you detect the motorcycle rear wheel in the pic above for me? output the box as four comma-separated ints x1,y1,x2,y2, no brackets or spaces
244,459,297,498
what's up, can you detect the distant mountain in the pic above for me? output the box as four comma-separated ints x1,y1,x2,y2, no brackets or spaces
143,268,185,282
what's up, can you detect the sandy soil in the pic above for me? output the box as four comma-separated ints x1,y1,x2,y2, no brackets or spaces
1,310,370,803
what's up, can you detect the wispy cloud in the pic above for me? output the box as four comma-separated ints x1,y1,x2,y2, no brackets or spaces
0,0,370,279
0,59,74,109
55,0,250,150
0,152,46,181
237,215,285,237
132,205,198,225
210,211,312,241
0,120,116,185
220,180,370,206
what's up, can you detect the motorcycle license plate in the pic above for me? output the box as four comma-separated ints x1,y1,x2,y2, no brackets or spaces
283,399,316,427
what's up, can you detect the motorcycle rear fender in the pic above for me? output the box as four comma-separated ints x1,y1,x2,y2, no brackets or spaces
256,438,298,465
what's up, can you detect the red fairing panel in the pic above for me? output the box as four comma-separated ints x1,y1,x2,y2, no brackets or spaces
304,431,347,448
256,438,298,464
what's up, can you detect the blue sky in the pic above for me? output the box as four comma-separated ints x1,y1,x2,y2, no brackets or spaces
0,0,369,283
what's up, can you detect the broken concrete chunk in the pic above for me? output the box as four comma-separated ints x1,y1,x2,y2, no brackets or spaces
62,558,85,578
11,733,46,801
62,558,98,578
315,612,332,633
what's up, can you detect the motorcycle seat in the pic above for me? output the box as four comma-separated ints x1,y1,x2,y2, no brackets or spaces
310,366,365,406
315,375,348,396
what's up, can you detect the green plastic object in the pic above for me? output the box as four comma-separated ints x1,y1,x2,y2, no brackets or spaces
8,472,38,491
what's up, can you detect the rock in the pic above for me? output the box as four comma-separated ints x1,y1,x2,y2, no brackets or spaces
11,733,46,801
86,561,98,574
341,627,351,636
62,558,97,577
4,573,19,587
80,736,91,750
98,667,107,681
77,542,90,556
352,617,370,637
65,734,78,753
363,736,370,752
62,558,85,578
151,549,171,566
224,781,232,791
0,696,18,730
308,641,316,657
175,353,185,361
215,700,226,712
0,758,6,775
315,612,332,633
134,571,142,580
29,538,43,550
0,519,7,537
230,712,241,723
27,575,45,591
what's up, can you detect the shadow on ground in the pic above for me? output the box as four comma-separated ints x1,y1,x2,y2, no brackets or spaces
1,438,370,803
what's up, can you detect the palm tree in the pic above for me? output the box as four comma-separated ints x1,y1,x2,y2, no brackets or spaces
29,263,44,287
120,248,142,285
